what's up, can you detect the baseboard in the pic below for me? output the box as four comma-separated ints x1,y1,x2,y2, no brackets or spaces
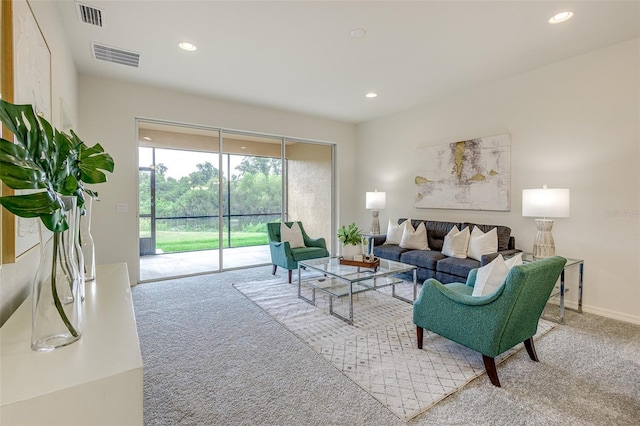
582,305,640,325
546,300,640,325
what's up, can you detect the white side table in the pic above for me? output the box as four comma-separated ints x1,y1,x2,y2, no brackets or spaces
520,253,584,324
0,263,143,425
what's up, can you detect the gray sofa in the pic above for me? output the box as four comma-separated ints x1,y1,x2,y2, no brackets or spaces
371,218,519,284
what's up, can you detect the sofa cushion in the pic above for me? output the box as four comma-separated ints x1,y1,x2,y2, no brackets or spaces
429,221,460,252
399,219,460,252
400,249,446,270
436,256,480,278
373,244,409,262
464,223,512,251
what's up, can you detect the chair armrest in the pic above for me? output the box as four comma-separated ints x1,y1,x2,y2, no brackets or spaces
303,236,327,249
465,269,478,288
270,241,288,249
423,278,505,306
372,235,386,246
481,249,522,266
270,241,294,261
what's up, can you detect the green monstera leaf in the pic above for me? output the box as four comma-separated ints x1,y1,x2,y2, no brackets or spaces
0,99,114,232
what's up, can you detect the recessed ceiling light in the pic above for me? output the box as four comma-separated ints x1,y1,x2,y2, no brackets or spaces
365,92,378,98
350,28,366,38
178,41,197,51
142,136,151,141
548,11,574,24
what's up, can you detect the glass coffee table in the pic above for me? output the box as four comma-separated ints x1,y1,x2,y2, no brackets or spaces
297,257,417,325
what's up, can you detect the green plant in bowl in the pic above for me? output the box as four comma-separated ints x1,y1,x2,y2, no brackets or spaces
337,222,363,246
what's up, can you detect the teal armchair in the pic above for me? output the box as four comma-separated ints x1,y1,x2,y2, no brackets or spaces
413,256,566,386
267,222,329,283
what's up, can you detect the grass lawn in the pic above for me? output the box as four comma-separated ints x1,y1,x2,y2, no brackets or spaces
156,231,268,253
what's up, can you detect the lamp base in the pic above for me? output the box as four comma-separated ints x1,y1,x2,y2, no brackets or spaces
370,210,380,235
533,219,555,258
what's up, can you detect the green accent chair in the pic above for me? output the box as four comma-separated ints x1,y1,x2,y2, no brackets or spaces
413,256,566,387
267,222,329,283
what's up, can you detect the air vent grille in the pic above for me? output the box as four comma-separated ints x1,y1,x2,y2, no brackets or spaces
91,43,140,68
77,3,104,27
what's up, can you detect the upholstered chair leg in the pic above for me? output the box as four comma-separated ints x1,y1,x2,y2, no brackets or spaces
524,337,539,361
482,355,501,387
288,269,292,284
272,264,277,275
416,326,423,349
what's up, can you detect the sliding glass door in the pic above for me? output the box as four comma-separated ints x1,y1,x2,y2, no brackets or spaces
221,132,282,269
137,120,334,282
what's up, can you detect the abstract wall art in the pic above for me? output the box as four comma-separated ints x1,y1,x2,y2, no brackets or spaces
414,133,511,211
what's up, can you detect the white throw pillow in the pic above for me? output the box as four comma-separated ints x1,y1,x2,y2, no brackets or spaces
441,226,470,258
472,253,524,297
472,255,509,297
467,227,498,261
399,221,429,250
384,219,407,245
280,222,305,248
505,252,523,269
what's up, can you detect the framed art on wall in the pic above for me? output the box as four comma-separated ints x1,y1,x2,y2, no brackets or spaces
1,0,52,263
1,0,15,265
414,133,511,211
11,0,52,260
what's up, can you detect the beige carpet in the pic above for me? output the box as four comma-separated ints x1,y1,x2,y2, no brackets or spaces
233,278,556,422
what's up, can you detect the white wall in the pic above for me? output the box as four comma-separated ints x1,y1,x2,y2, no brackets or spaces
356,39,640,324
77,76,357,283
0,0,78,325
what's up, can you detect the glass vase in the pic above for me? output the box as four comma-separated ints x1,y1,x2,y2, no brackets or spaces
75,202,85,301
80,196,96,282
31,196,83,351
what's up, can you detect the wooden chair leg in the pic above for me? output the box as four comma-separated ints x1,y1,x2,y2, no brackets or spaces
288,269,292,284
482,355,501,387
272,264,277,275
416,326,423,349
524,337,539,361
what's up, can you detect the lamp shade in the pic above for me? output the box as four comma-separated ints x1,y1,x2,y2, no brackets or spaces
366,191,386,210
522,188,570,218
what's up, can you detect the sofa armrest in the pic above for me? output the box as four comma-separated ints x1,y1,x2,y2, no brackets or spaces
372,235,387,246
481,249,522,266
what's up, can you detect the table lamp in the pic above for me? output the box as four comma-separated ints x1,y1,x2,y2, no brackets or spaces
522,186,570,258
366,190,386,235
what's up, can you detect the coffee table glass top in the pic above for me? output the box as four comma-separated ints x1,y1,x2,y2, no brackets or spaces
298,257,418,324
299,256,416,283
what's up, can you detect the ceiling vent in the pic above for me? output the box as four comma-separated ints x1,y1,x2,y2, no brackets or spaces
91,43,140,68
76,3,104,27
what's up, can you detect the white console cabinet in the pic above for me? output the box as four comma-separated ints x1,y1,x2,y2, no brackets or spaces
1,263,143,425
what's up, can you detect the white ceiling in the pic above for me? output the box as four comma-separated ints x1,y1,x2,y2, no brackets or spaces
55,1,640,124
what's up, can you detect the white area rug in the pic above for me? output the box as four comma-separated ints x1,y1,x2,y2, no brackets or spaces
233,278,556,422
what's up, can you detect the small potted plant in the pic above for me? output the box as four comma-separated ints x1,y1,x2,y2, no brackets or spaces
337,222,363,260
